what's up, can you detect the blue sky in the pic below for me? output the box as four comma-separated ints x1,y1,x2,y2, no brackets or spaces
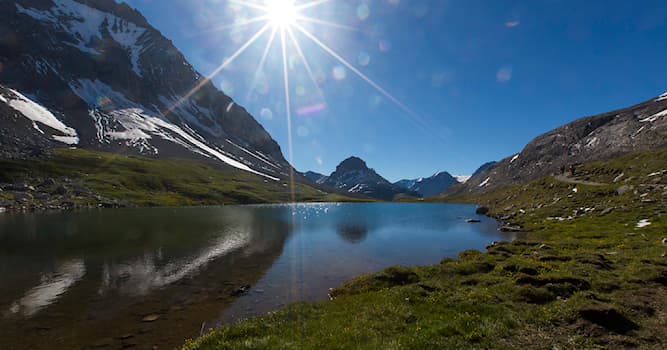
122,0,667,181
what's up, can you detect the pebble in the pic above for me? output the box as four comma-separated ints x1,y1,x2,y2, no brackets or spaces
662,238,667,246
142,314,160,322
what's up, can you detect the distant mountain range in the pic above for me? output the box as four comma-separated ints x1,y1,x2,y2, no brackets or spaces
394,171,460,197
449,91,667,195
0,0,290,180
304,157,418,201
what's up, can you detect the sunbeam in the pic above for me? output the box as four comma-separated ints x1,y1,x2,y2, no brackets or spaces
187,15,270,38
287,26,326,104
293,23,429,129
164,22,271,118
295,16,359,32
246,26,278,101
280,27,296,201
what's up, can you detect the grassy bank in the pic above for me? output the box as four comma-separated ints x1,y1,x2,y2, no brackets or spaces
183,149,667,349
0,148,358,210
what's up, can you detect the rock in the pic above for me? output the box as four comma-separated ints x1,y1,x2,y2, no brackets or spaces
475,206,489,215
118,334,134,340
539,244,552,250
616,185,633,195
141,314,160,322
41,178,57,187
230,285,251,296
466,218,481,223
52,185,68,195
600,207,614,215
0,207,5,213
662,238,667,246
500,225,523,232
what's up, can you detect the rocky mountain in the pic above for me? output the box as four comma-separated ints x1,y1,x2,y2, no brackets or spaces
449,92,667,195
302,171,329,184
0,0,290,180
322,157,418,200
395,171,459,197
471,161,497,177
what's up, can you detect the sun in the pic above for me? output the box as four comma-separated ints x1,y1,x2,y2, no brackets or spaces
266,0,298,28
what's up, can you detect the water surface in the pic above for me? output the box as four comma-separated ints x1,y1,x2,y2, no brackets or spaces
0,203,518,349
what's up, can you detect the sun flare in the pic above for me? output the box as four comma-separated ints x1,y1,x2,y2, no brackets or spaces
266,0,298,28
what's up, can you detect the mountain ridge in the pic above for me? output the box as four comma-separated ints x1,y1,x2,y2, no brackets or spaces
0,0,289,180
395,171,459,197
447,91,667,196
319,156,418,200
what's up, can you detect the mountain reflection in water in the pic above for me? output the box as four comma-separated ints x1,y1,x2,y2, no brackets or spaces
0,203,518,350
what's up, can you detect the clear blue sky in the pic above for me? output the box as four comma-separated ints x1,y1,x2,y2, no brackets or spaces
121,0,666,181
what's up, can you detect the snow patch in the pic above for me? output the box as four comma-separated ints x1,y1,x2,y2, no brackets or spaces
455,175,471,183
348,184,365,193
478,177,490,187
510,154,520,163
640,108,667,123
4,88,79,144
636,219,651,228
0,94,6,103
16,0,146,76
585,137,599,148
656,92,667,102
68,79,277,180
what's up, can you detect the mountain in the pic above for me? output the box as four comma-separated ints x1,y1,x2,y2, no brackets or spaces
395,171,459,197
471,161,497,177
0,0,289,180
449,92,667,195
302,171,329,184
322,156,417,200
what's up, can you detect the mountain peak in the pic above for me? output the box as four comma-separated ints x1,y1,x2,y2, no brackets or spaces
337,156,368,171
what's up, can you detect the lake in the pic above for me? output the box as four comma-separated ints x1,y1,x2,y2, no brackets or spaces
0,203,519,350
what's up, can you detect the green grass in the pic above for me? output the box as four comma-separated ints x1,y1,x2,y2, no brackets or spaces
183,148,667,349
0,148,360,207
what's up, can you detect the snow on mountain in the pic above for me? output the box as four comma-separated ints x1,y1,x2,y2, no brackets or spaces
454,175,471,183
450,91,667,195
17,0,147,76
66,79,278,179
322,157,417,200
394,171,459,197
0,87,78,145
1,0,290,180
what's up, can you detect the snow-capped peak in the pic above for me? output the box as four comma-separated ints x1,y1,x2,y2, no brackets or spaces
16,0,147,76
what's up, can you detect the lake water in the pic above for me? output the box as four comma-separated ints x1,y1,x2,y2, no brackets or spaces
0,203,518,350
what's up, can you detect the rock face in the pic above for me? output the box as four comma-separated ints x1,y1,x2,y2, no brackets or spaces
322,156,417,200
0,0,289,179
450,92,667,195
302,171,329,184
395,171,459,197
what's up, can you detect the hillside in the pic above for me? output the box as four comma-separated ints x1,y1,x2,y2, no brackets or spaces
0,148,356,212
449,92,667,195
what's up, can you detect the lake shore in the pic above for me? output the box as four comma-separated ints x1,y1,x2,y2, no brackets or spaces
0,148,366,214
183,149,667,349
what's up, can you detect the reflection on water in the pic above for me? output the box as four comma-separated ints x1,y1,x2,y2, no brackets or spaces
7,259,85,317
0,203,516,350
97,231,251,297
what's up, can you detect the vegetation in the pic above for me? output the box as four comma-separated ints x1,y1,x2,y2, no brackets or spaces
183,148,667,349
0,148,359,208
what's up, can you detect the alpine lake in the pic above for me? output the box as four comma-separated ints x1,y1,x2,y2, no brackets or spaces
0,203,520,349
